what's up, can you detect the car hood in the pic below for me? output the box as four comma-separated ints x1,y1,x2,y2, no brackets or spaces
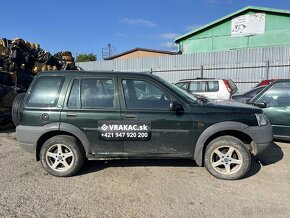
231,94,250,103
231,93,244,98
201,99,262,114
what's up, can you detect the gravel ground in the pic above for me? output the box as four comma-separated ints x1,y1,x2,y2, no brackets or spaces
0,130,289,218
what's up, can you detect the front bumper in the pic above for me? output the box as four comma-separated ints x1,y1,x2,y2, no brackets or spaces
243,123,273,155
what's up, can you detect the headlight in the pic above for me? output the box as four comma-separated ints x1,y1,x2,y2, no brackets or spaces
256,113,268,126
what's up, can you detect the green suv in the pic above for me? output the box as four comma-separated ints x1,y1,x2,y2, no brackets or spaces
14,71,273,180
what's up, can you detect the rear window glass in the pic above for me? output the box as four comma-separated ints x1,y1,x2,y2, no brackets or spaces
227,79,238,93
26,76,64,107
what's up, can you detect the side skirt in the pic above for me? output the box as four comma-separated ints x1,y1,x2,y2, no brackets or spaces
87,152,192,160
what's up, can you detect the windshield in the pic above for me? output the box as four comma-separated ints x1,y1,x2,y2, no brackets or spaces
227,79,238,93
153,75,197,103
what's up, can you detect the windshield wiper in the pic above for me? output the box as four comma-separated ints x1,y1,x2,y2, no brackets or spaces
193,95,209,104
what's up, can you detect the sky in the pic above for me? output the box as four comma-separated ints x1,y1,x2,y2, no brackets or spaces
1,0,290,59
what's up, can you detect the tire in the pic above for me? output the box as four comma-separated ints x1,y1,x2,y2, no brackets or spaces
204,136,251,180
40,135,85,177
12,93,25,126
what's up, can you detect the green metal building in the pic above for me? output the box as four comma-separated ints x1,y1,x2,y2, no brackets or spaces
175,6,290,54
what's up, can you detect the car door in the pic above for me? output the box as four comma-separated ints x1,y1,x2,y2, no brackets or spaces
61,76,123,154
254,81,290,138
119,76,194,156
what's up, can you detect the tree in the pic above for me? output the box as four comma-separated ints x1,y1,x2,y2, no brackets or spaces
76,53,97,62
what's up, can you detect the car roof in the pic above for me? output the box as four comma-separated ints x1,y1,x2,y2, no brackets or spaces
271,79,290,84
36,70,155,78
176,78,219,82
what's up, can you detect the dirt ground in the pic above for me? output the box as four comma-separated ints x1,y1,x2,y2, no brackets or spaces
0,130,289,218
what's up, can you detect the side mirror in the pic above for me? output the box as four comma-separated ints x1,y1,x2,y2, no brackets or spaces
170,101,184,114
245,99,251,104
254,102,267,108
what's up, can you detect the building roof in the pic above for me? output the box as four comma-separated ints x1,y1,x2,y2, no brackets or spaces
104,47,177,60
175,6,290,43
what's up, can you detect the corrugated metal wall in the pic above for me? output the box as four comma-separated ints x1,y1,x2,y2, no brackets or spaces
77,46,290,92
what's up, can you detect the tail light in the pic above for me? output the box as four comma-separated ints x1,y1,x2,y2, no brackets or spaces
223,79,232,93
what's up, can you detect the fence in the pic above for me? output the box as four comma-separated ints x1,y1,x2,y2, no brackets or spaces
77,46,290,92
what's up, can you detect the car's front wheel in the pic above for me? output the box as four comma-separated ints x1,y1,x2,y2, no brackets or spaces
204,136,251,180
40,135,85,177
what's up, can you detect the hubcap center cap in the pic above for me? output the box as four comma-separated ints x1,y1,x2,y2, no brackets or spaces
224,158,229,162
57,156,63,161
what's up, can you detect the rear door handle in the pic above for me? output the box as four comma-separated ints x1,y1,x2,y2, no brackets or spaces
125,115,137,119
66,112,78,117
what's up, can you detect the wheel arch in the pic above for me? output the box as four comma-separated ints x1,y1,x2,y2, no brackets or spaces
36,123,91,161
194,121,253,166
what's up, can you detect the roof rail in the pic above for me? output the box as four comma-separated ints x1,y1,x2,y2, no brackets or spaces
178,77,215,81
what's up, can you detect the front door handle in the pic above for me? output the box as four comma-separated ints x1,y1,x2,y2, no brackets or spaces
125,115,137,119
66,112,78,117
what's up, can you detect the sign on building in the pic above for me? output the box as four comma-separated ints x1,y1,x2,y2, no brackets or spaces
231,13,265,37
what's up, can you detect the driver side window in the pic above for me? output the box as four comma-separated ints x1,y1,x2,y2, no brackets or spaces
122,79,171,110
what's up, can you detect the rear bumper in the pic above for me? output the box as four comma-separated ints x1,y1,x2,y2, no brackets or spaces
243,123,273,155
16,125,46,153
16,123,59,153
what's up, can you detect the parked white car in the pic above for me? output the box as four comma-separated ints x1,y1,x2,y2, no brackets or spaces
175,78,238,100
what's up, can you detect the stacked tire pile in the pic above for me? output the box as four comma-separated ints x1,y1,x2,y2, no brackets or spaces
0,37,80,129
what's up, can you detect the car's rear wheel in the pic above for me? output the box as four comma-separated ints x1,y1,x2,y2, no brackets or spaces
40,135,85,177
204,136,251,180
12,93,26,127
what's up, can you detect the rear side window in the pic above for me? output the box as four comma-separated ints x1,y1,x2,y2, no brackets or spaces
26,76,64,107
81,78,114,108
208,81,219,91
189,81,219,92
189,81,207,92
67,78,115,109
67,79,80,108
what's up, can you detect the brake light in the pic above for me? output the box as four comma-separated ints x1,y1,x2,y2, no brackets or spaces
223,79,231,93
